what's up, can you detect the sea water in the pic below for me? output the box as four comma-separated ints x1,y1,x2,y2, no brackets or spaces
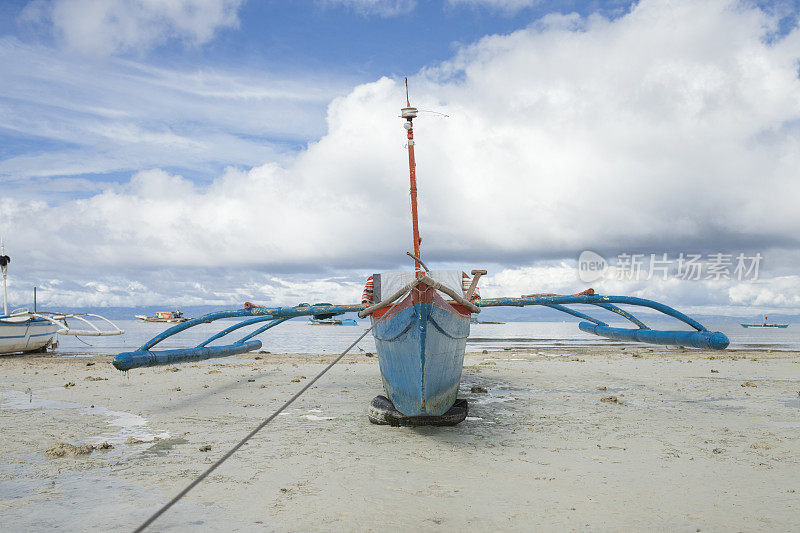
52,319,800,357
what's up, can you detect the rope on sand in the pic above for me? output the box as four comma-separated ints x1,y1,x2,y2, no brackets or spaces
134,324,376,532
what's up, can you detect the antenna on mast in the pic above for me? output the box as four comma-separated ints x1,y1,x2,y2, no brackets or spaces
400,80,421,274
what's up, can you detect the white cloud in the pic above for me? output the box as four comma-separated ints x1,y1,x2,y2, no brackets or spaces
319,0,416,17
21,0,243,55
0,38,356,180
3,0,800,312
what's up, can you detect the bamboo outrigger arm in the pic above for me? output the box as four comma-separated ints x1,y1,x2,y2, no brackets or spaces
31,312,125,336
476,294,729,350
113,302,363,371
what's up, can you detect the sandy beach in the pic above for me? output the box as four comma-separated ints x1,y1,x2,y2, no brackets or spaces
1,346,799,531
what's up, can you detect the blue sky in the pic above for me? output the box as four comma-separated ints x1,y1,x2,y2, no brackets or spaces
0,0,643,188
1,0,799,315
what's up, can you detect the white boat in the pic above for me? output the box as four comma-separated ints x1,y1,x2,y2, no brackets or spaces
0,308,59,353
0,240,125,355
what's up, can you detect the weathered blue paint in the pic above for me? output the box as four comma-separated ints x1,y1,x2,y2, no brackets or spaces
372,294,469,417
196,317,287,347
591,302,649,329
113,303,362,372
139,303,362,351
477,294,729,349
578,322,729,350
477,294,709,331
112,340,263,371
238,318,290,343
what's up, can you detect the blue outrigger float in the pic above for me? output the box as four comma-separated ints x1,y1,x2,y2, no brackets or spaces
113,89,729,422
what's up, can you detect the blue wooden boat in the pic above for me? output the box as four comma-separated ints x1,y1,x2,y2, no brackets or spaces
371,281,470,416
112,86,730,419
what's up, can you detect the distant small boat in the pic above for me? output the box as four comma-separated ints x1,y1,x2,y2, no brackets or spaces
741,316,789,328
135,311,188,323
470,318,505,324
309,317,357,326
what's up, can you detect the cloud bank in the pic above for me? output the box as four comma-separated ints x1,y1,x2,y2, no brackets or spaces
2,0,799,312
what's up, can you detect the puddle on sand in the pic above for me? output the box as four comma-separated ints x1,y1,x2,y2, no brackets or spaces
0,465,236,531
472,394,516,405
0,389,169,446
718,376,800,383
769,421,800,428
304,414,335,421
265,406,338,420
537,387,631,395
174,358,256,366
672,396,746,412
776,396,800,408
459,384,521,406
464,416,494,424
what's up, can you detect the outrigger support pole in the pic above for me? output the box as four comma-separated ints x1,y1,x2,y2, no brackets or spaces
476,294,729,350
113,302,363,371
113,341,263,371
577,322,728,350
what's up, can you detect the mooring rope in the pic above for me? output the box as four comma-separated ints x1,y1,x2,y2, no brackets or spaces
134,324,376,532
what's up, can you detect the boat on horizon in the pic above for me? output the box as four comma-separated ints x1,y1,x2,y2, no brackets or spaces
470,317,505,324
308,317,357,326
741,316,789,328
135,311,188,323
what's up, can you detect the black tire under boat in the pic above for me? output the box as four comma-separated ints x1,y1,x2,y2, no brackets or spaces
368,395,468,426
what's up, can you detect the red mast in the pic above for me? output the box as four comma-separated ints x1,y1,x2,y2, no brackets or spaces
401,79,422,275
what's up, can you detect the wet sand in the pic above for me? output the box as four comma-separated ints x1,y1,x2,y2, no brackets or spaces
1,346,799,531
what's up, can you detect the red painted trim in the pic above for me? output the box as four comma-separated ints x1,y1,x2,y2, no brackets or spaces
372,284,471,321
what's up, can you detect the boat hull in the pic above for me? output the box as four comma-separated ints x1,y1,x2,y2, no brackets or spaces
0,318,58,354
371,287,470,416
